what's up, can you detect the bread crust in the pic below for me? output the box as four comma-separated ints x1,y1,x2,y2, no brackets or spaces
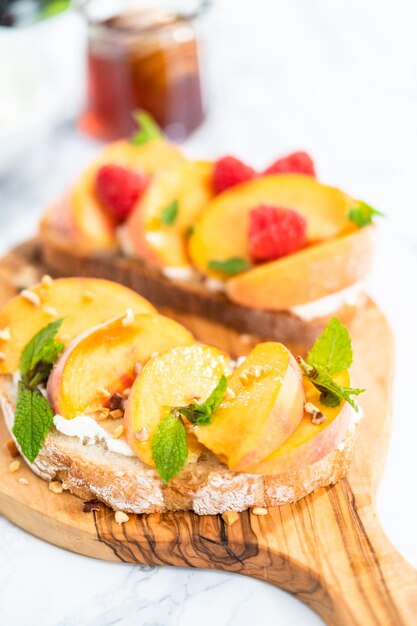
0,376,355,515
39,223,359,346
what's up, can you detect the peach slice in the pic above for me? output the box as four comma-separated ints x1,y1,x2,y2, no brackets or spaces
194,342,305,470
246,370,354,474
47,313,193,420
0,277,156,375
226,226,375,310
189,174,358,276
41,139,185,253
122,160,214,268
124,344,230,466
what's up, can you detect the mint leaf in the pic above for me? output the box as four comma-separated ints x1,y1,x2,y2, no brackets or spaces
161,200,179,226
298,357,365,411
307,317,352,374
178,375,227,425
12,382,54,463
131,110,162,146
348,202,384,228
208,257,252,276
20,319,64,388
152,412,188,482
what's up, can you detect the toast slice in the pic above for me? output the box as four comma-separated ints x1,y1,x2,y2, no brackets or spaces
0,375,356,515
39,222,362,348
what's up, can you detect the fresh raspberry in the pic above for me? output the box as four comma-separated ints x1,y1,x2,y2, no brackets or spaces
212,156,256,194
95,165,148,223
249,205,307,263
263,151,316,177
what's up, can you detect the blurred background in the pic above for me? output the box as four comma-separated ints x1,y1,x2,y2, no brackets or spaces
1,1,417,625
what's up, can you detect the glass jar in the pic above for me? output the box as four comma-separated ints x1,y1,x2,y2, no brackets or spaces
78,1,208,141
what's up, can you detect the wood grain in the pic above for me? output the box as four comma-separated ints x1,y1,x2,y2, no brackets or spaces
0,239,416,625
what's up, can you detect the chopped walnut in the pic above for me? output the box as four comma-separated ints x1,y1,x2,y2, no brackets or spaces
252,507,268,516
222,510,239,526
49,481,63,494
5,439,19,458
110,409,124,420
0,327,11,341
83,499,101,513
109,393,124,411
135,426,149,442
9,460,20,472
113,424,124,439
20,289,41,307
115,511,129,525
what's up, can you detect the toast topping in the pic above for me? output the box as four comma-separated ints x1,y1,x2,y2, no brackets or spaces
20,289,41,307
0,327,11,341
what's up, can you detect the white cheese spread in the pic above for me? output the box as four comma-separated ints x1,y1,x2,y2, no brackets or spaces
53,414,134,457
290,282,365,321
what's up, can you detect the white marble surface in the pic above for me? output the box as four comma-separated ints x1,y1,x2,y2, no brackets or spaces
1,1,417,624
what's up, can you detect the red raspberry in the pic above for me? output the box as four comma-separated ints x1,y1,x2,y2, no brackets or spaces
263,151,316,177
249,205,307,263
95,165,148,223
212,156,256,194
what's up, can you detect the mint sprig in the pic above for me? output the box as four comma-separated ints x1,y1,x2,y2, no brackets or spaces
161,200,179,226
298,317,365,411
208,257,252,276
178,374,227,425
13,320,64,462
131,110,163,146
152,375,227,481
348,201,384,228
152,412,188,483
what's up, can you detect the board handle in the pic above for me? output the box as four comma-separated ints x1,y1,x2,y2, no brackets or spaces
245,482,417,625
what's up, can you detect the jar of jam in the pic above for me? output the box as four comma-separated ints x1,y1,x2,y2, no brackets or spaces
78,1,209,141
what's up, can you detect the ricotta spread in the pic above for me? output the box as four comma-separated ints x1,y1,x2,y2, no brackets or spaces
53,414,134,457
290,282,365,321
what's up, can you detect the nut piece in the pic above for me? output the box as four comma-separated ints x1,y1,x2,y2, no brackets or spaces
224,387,236,401
9,460,20,472
110,409,124,420
83,499,101,513
49,481,63,494
43,305,59,317
222,510,239,526
18,477,29,485
252,507,268,516
109,393,124,411
41,274,53,286
305,401,326,425
5,439,19,458
121,308,134,327
0,327,11,341
113,424,124,438
122,387,132,399
115,511,129,525
20,289,41,307
135,426,149,442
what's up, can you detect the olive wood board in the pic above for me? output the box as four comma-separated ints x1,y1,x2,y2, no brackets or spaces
0,240,416,626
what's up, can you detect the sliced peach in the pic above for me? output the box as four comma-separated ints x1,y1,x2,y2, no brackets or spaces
122,160,214,268
124,344,230,467
42,139,185,253
0,277,156,375
189,174,358,277
47,313,193,419
246,370,354,474
195,342,305,470
226,226,375,310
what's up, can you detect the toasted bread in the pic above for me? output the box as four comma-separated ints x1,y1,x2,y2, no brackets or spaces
0,375,355,515
39,222,362,347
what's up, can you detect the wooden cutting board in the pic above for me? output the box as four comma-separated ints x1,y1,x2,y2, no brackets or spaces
0,240,416,625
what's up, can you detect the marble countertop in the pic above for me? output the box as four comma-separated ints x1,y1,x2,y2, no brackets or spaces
1,1,417,624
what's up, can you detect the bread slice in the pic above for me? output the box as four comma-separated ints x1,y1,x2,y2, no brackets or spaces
0,375,355,515
39,223,360,347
